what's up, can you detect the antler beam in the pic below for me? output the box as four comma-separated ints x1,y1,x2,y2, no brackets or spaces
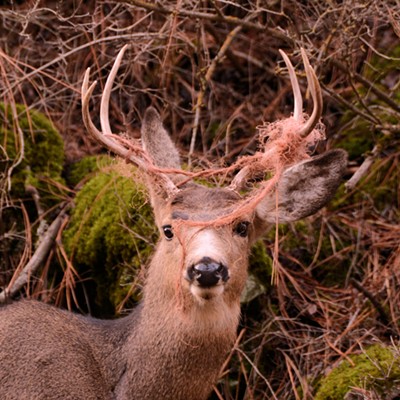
279,48,323,138
81,45,178,196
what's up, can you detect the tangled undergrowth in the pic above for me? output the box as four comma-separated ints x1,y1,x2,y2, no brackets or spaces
0,1,399,399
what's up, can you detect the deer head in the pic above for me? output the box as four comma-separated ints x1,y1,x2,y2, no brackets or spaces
81,46,347,316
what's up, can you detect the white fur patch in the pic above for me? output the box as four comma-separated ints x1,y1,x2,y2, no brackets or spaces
183,229,228,303
190,284,224,302
187,229,227,266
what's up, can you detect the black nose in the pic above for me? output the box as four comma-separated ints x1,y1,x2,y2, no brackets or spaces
187,257,229,287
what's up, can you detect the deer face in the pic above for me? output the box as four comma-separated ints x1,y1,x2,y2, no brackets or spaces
155,186,253,305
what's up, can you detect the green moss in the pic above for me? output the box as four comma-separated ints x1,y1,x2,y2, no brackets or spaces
0,103,66,278
265,220,352,287
335,44,400,162
315,344,400,399
249,240,273,278
364,45,400,100
0,102,65,205
335,116,375,161
332,154,399,217
354,158,399,213
66,155,114,187
240,241,273,303
63,167,157,316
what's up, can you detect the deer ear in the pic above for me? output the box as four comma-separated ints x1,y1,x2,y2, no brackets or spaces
255,149,347,225
141,107,181,171
140,107,184,220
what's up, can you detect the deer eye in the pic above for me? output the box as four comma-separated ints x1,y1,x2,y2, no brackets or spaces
234,221,250,238
162,225,174,240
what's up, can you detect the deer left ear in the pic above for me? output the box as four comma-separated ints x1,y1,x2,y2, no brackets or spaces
255,149,347,224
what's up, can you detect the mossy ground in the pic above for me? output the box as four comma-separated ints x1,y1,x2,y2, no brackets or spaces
0,103,65,284
0,102,65,206
336,45,400,164
63,163,157,316
315,344,400,399
66,155,114,188
241,240,273,304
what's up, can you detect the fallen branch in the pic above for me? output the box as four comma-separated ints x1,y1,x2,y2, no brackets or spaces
345,145,379,191
350,278,393,330
0,204,69,303
25,178,48,239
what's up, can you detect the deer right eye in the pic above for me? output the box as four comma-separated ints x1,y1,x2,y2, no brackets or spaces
162,225,174,240
234,221,250,238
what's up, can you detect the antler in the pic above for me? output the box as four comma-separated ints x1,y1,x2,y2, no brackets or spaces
81,45,178,196
279,48,323,138
229,49,323,191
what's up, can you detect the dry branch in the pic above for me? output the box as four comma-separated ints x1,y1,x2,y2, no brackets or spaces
125,0,291,42
350,278,393,330
345,145,379,191
330,58,400,114
189,24,242,164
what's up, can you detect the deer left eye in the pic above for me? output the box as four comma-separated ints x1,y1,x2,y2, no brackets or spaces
234,221,250,238
162,225,174,240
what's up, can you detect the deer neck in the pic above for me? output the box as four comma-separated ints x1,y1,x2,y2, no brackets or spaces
119,255,241,400
121,304,238,400
137,270,240,353
140,246,242,339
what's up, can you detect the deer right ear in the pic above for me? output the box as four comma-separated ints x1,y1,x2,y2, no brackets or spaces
141,107,182,172
254,149,347,232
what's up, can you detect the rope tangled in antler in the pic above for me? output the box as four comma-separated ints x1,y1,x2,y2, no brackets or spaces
82,45,327,228
108,114,325,228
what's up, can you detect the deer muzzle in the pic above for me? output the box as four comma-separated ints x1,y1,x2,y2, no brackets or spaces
187,257,229,288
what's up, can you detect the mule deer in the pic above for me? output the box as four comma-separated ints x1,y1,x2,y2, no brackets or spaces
0,46,347,400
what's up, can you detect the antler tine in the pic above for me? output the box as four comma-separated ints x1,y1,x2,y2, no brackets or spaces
81,65,141,164
100,44,128,137
297,48,323,138
82,69,117,151
81,46,179,196
279,49,303,121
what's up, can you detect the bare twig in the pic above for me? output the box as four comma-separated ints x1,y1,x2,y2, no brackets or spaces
330,58,400,114
125,0,291,42
189,25,242,165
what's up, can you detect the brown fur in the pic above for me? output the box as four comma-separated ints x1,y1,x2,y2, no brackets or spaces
0,108,347,400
